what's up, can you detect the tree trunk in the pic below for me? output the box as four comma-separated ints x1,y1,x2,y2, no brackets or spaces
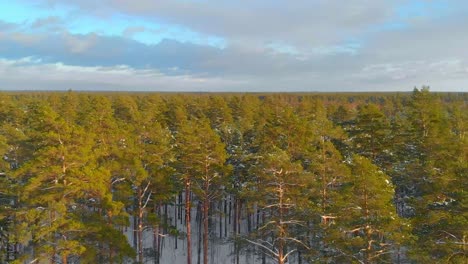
175,195,178,250
364,185,370,264
153,203,160,264
138,187,144,264
224,198,228,237
62,254,68,264
262,211,266,264
153,225,159,264
202,197,209,264
228,196,232,225
277,255,284,264
233,198,237,234
179,193,183,223
278,182,285,264
235,198,240,264
133,208,138,250
108,210,114,264
164,204,168,234
185,178,192,264
247,212,251,232
197,202,202,264
219,200,223,239
237,200,241,234
50,210,56,264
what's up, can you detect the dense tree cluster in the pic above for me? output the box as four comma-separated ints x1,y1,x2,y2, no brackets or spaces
0,88,466,263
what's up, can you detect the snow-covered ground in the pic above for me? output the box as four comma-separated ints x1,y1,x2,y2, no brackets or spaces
124,196,282,264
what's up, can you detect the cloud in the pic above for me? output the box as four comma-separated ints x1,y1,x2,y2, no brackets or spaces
3,32,43,46
0,0,467,91
1,54,466,92
64,32,97,53
0,20,15,31
0,57,247,91
31,16,63,29
0,26,313,77
38,0,401,49
122,26,146,38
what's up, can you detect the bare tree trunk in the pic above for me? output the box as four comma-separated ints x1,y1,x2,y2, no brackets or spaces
321,136,327,213
50,210,56,264
277,182,285,264
138,193,143,264
174,195,178,230
197,202,202,264
185,178,192,264
228,196,232,225
108,211,114,264
234,198,240,264
157,204,163,264
256,207,260,230
153,225,159,264
179,193,183,223
247,212,251,232
153,203,160,264
233,198,237,234
175,196,178,250
364,184,370,264
133,208,138,250
62,254,68,264
202,196,209,264
97,207,104,263
277,253,284,264
137,185,147,264
224,198,228,237
219,200,223,239
237,200,241,234
164,204,168,234
262,211,266,264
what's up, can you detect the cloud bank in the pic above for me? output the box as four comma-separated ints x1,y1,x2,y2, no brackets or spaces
0,0,467,91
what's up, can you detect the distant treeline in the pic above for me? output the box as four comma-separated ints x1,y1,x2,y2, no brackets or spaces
0,87,466,264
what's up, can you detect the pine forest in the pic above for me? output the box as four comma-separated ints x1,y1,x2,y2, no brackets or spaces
0,88,466,264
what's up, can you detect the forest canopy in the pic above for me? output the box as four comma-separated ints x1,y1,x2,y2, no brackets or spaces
0,89,466,264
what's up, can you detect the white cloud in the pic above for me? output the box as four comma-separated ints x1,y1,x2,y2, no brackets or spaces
122,26,146,38
1,1,468,91
1,56,465,92
64,33,97,53
0,57,248,91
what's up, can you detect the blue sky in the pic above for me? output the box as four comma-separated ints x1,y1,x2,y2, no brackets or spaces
0,0,467,91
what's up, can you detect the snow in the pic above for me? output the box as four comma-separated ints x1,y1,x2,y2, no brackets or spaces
123,196,300,264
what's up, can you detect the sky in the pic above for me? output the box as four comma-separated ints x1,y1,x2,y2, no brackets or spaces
0,0,467,92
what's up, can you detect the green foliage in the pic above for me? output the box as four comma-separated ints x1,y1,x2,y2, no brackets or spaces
0,90,464,263
332,155,400,263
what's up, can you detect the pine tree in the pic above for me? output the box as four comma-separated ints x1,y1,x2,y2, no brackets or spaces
334,155,400,264
13,100,93,263
405,88,468,262
110,95,173,263
246,147,309,264
350,103,391,164
80,95,134,263
295,99,352,262
176,117,228,264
